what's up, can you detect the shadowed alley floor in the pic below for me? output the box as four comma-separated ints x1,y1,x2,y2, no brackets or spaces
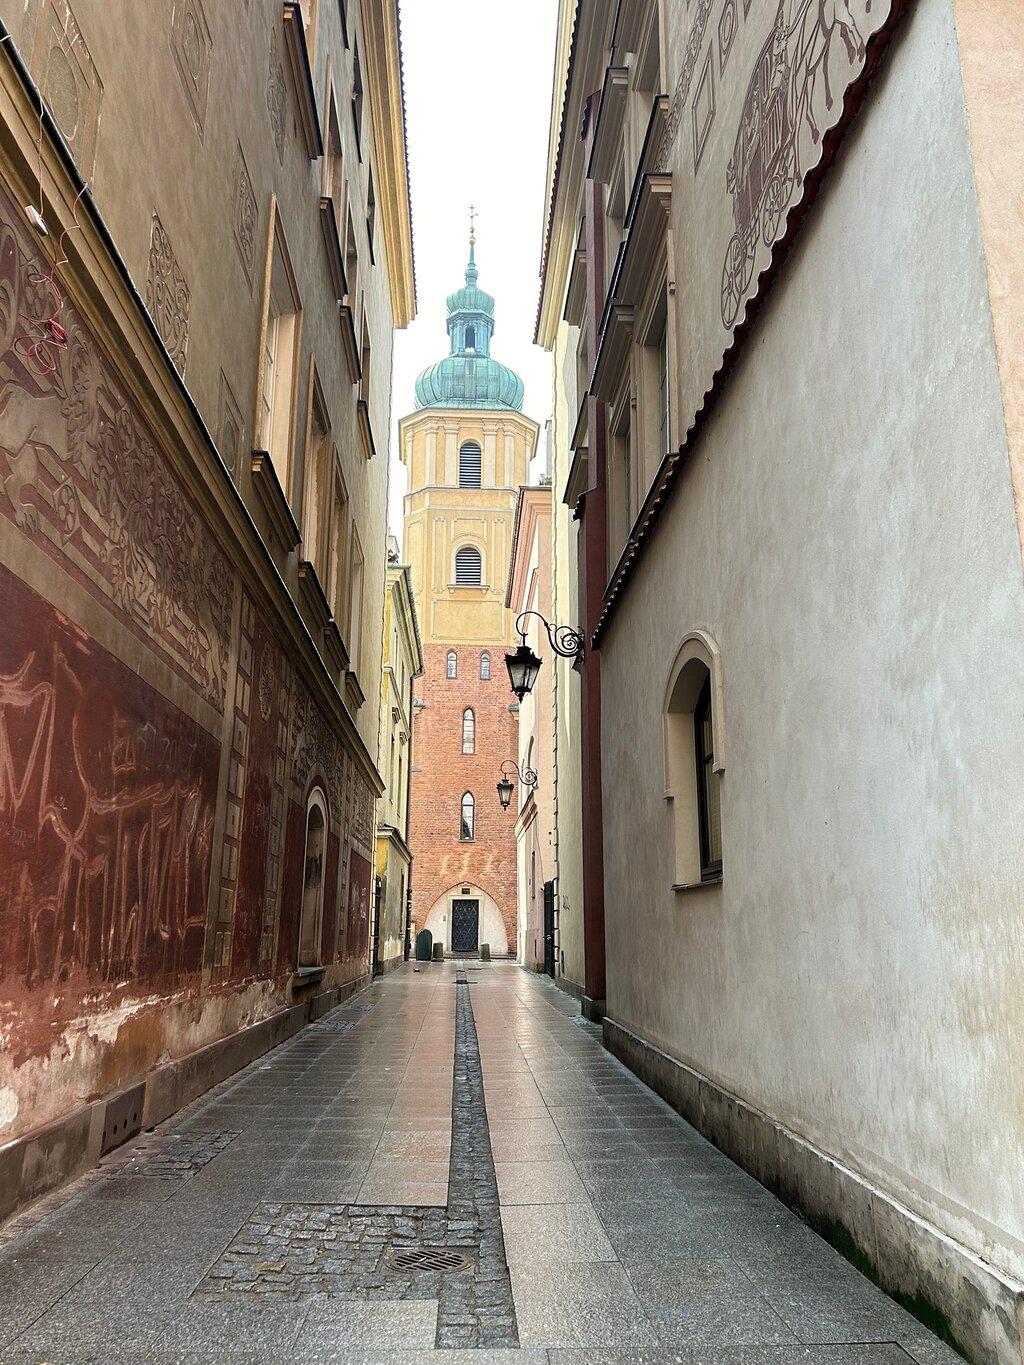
0,964,962,1363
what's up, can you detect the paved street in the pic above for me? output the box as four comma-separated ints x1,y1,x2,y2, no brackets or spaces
0,964,959,1364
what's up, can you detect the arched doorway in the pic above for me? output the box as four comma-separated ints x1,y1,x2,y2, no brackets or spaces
298,789,327,967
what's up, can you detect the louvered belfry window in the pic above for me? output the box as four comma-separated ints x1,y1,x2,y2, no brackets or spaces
455,545,482,586
458,441,482,488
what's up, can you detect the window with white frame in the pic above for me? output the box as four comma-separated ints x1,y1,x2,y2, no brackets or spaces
462,708,475,755
323,86,345,231
480,651,490,680
259,225,301,494
446,650,457,679
460,791,475,841
301,374,331,578
298,788,327,966
327,464,349,626
664,634,724,888
347,527,365,676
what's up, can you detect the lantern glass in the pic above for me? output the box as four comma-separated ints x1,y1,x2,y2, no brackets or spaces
504,643,542,700
496,778,514,810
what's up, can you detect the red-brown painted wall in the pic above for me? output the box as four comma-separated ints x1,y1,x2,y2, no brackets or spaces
0,180,377,1147
0,562,218,1013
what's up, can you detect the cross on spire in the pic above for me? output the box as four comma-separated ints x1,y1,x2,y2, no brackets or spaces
469,203,477,245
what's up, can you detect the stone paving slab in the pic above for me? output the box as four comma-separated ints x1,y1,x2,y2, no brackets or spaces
0,965,963,1362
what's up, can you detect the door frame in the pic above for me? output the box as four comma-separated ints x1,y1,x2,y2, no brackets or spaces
450,896,480,954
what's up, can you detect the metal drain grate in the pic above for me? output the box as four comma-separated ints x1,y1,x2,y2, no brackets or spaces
385,1246,473,1275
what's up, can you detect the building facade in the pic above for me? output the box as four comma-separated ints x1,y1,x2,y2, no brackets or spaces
506,484,556,971
373,539,423,972
0,0,413,1218
538,1,1024,1362
402,236,537,956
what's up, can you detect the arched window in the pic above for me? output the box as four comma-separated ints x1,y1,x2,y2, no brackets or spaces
664,632,725,888
446,650,457,678
480,651,490,680
465,325,476,351
462,708,475,754
694,677,722,878
458,441,482,488
460,791,475,841
298,789,328,967
455,544,482,585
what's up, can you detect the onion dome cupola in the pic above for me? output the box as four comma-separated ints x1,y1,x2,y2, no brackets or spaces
414,222,525,411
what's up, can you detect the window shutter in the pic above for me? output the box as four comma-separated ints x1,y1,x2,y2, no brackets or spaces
455,546,482,586
458,441,482,488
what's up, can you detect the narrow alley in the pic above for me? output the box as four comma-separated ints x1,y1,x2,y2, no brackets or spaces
0,965,957,1363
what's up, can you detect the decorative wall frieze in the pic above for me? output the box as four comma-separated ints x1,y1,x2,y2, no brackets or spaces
0,186,231,711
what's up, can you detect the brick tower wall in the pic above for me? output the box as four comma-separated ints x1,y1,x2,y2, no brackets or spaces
409,643,518,955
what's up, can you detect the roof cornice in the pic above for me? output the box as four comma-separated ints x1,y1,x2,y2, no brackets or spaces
536,0,616,350
361,0,416,326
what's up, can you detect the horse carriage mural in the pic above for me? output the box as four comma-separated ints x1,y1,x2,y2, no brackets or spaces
720,0,869,329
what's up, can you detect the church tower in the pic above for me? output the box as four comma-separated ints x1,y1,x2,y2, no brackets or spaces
401,226,538,956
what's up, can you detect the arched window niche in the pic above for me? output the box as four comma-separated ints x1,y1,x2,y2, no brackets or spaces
460,791,475,842
298,787,328,967
446,650,458,678
462,708,476,754
454,543,482,586
664,631,725,889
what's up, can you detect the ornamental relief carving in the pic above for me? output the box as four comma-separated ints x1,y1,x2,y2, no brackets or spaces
29,0,103,179
171,0,213,136
267,34,286,162
0,185,232,711
145,214,190,376
232,144,258,287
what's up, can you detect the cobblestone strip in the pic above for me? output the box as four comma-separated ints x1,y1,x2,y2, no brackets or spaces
437,972,519,1349
192,973,518,1349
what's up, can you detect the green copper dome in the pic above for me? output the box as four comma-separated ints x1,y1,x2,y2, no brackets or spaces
414,232,524,412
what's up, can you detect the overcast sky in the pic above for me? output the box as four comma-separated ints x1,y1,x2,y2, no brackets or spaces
388,0,559,534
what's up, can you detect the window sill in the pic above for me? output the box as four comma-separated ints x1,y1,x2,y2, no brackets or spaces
356,397,376,460
292,965,325,987
282,3,323,159
673,876,723,894
318,197,348,300
345,669,366,713
251,450,301,552
322,618,350,676
339,302,361,382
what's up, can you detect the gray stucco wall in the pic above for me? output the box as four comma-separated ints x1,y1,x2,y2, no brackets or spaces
601,0,1024,1286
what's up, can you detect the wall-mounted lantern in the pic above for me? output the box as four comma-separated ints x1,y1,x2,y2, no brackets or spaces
504,611,584,700
496,759,538,810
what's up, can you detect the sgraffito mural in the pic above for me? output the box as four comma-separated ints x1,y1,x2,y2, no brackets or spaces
0,183,232,713
0,565,218,1004
658,0,904,435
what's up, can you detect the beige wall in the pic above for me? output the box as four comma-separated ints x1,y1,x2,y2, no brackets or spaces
508,488,556,969
374,561,421,966
600,0,1024,1300
400,407,537,648
549,322,586,992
